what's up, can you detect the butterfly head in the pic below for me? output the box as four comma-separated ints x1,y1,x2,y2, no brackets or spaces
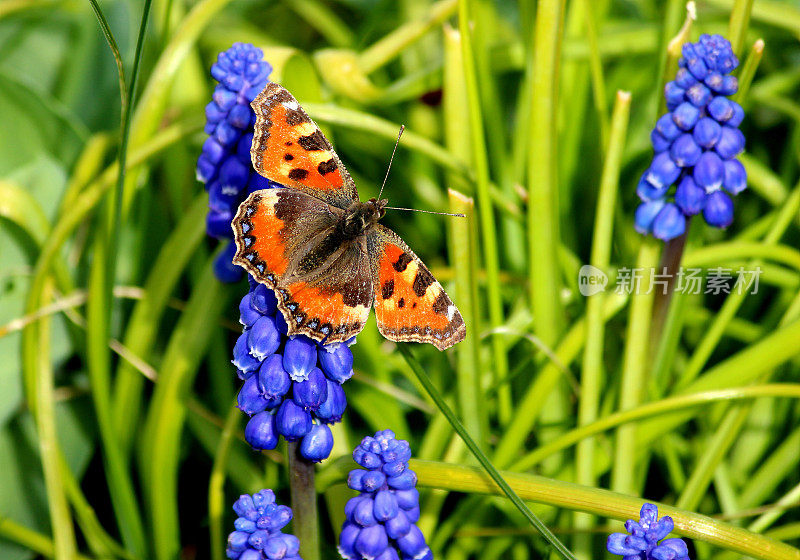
341,197,388,239
368,197,388,220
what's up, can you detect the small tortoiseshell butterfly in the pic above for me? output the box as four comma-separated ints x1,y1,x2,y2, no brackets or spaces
231,83,465,350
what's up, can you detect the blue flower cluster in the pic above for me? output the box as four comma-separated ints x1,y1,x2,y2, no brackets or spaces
607,503,689,560
234,278,353,462
339,430,432,560
226,489,303,560
636,34,746,241
197,42,277,282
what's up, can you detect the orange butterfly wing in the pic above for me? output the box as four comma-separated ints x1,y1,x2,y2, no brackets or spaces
232,189,372,343
250,83,357,209
368,225,465,351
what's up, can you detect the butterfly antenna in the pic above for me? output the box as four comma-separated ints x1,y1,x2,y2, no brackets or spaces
378,125,405,200
384,206,466,218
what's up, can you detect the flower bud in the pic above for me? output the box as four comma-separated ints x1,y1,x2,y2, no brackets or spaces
258,354,292,400
318,343,354,383
248,316,280,360
283,336,317,381
299,423,334,462
245,412,279,450
293,367,328,411
703,190,734,228
275,400,312,441
238,374,268,415
652,203,686,241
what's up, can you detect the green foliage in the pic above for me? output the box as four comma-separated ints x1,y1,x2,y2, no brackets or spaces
1,0,799,559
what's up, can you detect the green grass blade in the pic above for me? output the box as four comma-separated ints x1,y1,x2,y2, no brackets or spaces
513,384,800,471
728,0,754,57
409,459,800,560
398,345,576,560
139,258,231,560
610,237,660,493
575,90,631,548
0,517,90,560
581,0,609,143
209,403,245,560
86,231,147,556
493,292,629,467
457,0,506,443
734,39,765,105
30,282,77,559
447,190,484,447
283,0,354,48
527,0,566,345
86,0,126,117
125,0,234,214
84,3,153,541
679,185,800,387
112,195,209,454
357,0,457,74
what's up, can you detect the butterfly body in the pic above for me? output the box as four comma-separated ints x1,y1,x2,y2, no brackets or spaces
232,83,465,350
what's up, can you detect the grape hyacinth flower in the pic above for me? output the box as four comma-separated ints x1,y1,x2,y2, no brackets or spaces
339,430,432,560
226,489,303,560
636,34,746,241
197,42,277,282
607,503,690,560
235,277,352,462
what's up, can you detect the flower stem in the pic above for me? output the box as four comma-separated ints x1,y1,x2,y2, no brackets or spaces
649,225,688,351
287,442,320,560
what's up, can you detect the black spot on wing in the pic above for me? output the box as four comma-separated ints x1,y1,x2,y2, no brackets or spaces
298,130,326,151
284,153,294,161
398,297,405,308
318,159,337,175
381,280,394,300
286,110,309,126
392,253,413,272
412,269,435,297
288,168,308,181
432,291,449,315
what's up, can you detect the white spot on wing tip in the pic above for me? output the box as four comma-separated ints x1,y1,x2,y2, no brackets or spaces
447,305,456,321
283,100,299,110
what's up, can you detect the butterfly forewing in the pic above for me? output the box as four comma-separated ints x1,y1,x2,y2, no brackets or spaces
250,83,357,209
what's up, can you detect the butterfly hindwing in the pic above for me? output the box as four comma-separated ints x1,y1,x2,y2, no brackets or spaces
250,83,358,209
368,225,465,351
233,188,372,343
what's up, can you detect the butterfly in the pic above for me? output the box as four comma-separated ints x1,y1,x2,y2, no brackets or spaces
231,83,465,350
